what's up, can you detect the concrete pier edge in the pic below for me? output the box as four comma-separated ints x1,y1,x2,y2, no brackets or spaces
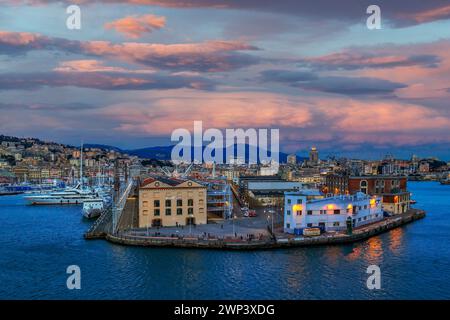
93,209,426,251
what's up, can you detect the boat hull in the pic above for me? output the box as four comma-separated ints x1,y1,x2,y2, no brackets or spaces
25,197,87,205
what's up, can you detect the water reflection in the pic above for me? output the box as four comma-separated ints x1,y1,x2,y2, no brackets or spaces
388,228,404,255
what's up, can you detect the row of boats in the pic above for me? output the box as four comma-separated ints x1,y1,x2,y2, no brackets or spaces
23,183,112,219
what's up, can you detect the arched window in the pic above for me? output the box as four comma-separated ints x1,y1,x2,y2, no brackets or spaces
360,180,368,194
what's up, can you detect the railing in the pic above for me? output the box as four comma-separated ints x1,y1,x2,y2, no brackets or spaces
112,180,135,234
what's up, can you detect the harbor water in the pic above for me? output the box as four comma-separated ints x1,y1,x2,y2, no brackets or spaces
0,181,449,299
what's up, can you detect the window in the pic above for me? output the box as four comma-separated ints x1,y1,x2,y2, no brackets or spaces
154,209,160,216
287,210,291,215
165,208,171,216
287,199,291,204
307,223,313,227
334,210,340,215
360,180,368,194
307,210,313,215
188,199,194,206
154,200,160,207
177,208,182,215
297,199,302,204
176,199,182,207
165,199,171,207
333,222,340,227
297,211,302,216
188,208,194,215
286,223,290,229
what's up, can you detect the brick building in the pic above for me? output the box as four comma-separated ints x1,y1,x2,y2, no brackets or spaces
325,174,410,214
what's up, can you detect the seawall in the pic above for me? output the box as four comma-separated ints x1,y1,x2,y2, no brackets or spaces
102,209,426,250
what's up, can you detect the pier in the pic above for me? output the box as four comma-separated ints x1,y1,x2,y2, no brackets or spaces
90,206,426,250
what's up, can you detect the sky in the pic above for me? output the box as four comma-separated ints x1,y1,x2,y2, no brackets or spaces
1,0,450,160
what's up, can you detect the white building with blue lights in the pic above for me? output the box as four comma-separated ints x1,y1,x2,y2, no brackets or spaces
284,191,383,234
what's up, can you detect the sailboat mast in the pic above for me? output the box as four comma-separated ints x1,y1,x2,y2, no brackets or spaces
80,142,83,189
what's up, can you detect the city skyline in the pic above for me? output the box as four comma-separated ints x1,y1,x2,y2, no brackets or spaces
1,1,450,159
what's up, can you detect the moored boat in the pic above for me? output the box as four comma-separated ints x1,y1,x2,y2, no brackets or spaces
82,198,104,219
24,184,96,205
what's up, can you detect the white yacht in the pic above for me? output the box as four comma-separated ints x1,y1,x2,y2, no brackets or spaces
25,143,96,205
25,184,96,205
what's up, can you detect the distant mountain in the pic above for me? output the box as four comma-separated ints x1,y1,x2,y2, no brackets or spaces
125,146,174,160
124,144,296,163
85,143,297,163
83,143,123,152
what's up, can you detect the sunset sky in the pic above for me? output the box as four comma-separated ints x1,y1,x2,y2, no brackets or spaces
1,0,450,159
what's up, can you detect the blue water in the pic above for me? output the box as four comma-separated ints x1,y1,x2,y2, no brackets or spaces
0,181,449,300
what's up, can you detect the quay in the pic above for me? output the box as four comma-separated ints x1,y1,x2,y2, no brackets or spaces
85,184,426,249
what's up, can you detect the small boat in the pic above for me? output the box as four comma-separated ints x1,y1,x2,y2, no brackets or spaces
82,198,104,219
440,179,450,185
410,200,417,205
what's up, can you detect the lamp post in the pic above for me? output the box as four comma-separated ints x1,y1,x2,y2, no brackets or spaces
232,214,236,237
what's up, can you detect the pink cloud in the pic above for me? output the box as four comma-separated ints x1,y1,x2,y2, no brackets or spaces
104,14,166,39
54,60,155,73
0,30,260,72
402,4,450,23
95,90,450,147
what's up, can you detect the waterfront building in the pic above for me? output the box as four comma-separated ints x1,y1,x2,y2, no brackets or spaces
197,177,233,219
325,174,410,214
247,180,304,207
287,154,297,165
284,191,383,233
138,176,207,227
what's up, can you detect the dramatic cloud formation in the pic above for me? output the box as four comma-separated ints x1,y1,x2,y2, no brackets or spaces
6,0,450,26
0,71,215,91
90,91,450,150
53,60,155,73
1,1,450,157
261,70,407,96
297,52,441,71
404,4,450,24
0,31,260,72
104,14,166,38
